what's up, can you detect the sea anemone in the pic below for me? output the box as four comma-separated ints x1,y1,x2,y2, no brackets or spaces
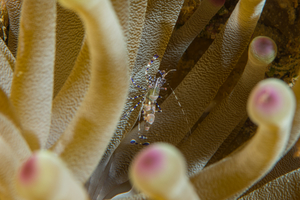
0,0,299,200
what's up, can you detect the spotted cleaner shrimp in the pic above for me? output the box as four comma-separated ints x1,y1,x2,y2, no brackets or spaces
124,55,187,145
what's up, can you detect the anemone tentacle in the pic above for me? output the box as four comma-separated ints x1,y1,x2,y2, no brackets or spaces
179,36,277,176
52,0,129,183
10,0,56,150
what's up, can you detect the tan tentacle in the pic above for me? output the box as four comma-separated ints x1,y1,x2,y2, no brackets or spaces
0,87,31,162
111,0,129,37
10,0,56,150
6,1,86,97
161,0,225,70
239,168,300,199
126,0,148,71
191,79,295,200
15,150,89,200
47,39,90,149
285,76,300,152
242,147,300,196
52,0,129,183
179,36,277,176
54,4,84,96
0,136,22,200
0,38,15,95
6,0,22,57
129,143,199,200
48,0,130,149
87,0,147,196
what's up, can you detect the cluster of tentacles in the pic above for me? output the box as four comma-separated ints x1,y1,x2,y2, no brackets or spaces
0,0,128,199
0,0,300,200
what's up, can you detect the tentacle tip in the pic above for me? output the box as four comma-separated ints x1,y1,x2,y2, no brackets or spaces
132,145,166,178
253,85,282,114
210,0,226,7
19,154,38,185
249,36,277,65
247,78,295,125
129,143,187,198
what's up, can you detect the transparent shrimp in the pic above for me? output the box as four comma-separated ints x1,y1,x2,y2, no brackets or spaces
124,55,181,145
